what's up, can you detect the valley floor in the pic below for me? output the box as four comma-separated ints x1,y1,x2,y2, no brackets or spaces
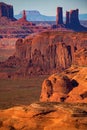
0,76,48,109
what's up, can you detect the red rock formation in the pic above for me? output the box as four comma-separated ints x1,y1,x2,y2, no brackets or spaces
40,74,72,102
0,102,87,130
56,7,63,25
17,10,29,23
0,31,87,77
69,9,80,26
15,31,87,76
22,10,26,20
0,2,15,20
15,32,74,75
74,48,87,66
66,11,69,25
16,10,36,27
40,66,87,103
54,7,87,31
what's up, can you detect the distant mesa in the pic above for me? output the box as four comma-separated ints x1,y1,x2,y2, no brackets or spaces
16,10,36,25
0,2,16,20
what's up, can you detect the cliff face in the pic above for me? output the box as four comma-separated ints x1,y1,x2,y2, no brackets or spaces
0,2,14,20
14,31,87,76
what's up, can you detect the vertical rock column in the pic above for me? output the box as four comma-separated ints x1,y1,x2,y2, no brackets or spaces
8,5,14,19
66,11,69,25
22,10,26,20
56,7,63,25
69,9,80,26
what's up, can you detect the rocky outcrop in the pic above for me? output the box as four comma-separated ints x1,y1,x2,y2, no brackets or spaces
14,31,87,76
74,48,87,66
17,10,33,25
0,102,87,130
69,9,80,26
66,11,69,25
40,66,87,103
65,9,87,31
0,2,15,20
56,7,63,25
0,31,87,77
15,32,73,75
54,7,87,31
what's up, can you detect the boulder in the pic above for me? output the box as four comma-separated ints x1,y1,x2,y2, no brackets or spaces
40,66,87,103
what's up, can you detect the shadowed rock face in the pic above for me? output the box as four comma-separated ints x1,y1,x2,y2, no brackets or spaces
69,9,80,26
66,11,69,25
0,2,15,20
56,7,63,25
54,7,87,31
66,9,87,31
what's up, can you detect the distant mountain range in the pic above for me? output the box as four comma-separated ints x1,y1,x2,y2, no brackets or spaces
15,10,87,21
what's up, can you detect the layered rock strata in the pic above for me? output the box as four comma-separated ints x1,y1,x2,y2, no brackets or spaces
0,31,87,77
15,31,87,76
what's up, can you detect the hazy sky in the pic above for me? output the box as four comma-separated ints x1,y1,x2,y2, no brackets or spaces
0,0,87,16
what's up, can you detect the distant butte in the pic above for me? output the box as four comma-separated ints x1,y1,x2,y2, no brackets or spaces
0,2,16,20
52,7,87,31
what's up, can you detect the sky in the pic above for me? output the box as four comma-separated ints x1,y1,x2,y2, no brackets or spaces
0,0,87,16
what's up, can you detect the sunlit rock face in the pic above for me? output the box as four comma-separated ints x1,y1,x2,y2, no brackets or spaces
40,66,87,103
0,102,87,130
14,31,87,76
0,31,87,78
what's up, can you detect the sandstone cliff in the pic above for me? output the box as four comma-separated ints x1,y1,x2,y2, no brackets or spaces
0,2,15,20
14,31,87,76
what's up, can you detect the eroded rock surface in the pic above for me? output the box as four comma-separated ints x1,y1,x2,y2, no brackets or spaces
0,102,87,130
15,31,87,76
0,31,87,77
40,67,87,103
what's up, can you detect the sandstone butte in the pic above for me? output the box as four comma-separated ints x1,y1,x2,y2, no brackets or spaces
0,31,87,79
